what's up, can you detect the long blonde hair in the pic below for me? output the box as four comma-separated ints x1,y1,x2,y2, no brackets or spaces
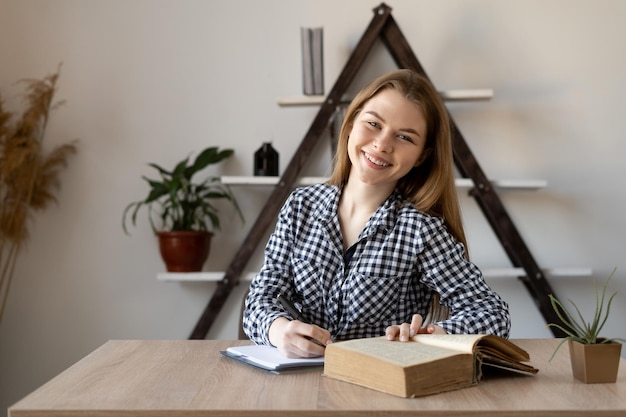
328,69,466,321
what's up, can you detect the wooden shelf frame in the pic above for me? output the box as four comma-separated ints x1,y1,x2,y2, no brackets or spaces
188,3,571,339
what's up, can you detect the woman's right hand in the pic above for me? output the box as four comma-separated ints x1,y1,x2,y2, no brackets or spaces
385,314,447,341
268,317,332,358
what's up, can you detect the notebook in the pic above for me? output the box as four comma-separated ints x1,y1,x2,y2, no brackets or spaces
220,344,324,373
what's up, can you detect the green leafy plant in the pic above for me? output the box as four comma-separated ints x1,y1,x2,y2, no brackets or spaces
122,146,243,234
547,268,625,360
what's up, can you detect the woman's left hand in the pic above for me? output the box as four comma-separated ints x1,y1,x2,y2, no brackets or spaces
385,314,447,341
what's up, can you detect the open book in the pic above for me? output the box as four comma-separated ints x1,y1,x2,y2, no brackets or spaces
221,345,324,373
323,334,538,398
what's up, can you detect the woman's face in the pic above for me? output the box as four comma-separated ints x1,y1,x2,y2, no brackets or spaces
347,88,428,189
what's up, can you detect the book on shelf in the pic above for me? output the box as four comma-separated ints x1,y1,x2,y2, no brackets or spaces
323,334,538,398
301,27,324,95
221,344,324,374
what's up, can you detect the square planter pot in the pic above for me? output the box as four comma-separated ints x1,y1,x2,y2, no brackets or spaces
568,339,622,383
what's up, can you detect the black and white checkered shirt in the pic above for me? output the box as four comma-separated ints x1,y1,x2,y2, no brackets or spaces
243,183,511,344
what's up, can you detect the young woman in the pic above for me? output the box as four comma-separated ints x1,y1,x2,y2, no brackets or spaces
243,69,511,358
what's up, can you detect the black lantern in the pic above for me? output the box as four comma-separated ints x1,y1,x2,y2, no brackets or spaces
254,142,279,176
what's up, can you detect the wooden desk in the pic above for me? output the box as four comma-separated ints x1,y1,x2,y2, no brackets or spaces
8,339,626,417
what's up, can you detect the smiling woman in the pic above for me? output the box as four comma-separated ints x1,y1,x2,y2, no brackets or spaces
243,69,511,359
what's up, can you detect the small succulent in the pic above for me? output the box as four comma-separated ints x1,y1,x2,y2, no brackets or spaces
547,268,625,360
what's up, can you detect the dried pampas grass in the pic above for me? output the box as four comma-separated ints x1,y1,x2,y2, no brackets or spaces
0,65,77,324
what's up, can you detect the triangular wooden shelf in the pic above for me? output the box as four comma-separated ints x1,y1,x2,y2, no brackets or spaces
189,3,567,339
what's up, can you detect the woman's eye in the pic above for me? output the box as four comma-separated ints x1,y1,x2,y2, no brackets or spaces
367,121,380,128
398,134,414,143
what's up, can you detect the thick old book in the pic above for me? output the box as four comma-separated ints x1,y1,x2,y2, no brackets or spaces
323,334,538,398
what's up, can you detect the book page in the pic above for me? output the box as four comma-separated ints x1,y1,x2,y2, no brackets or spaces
411,334,484,354
475,336,530,361
411,334,536,373
333,337,464,367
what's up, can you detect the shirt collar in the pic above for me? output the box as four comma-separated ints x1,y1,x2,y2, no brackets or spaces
316,185,341,225
363,190,404,236
316,185,406,234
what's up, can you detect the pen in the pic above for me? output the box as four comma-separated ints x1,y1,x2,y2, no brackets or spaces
276,293,306,322
276,293,326,348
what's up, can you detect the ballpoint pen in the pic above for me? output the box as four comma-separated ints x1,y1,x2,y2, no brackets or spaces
276,293,306,322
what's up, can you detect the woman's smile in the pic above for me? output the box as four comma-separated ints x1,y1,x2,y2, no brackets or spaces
363,151,391,168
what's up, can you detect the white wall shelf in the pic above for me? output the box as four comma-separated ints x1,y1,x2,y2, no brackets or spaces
481,267,592,278
221,176,324,186
157,272,258,282
277,89,494,107
221,176,547,190
157,267,591,282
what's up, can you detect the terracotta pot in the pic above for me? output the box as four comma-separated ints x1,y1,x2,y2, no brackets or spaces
156,231,213,272
568,339,622,383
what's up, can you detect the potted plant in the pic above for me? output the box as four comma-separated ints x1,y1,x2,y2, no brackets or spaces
547,268,625,383
122,146,243,272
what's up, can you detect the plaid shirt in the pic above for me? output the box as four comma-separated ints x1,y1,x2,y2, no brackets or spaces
243,183,510,344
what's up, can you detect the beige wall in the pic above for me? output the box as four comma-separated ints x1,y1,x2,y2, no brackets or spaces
1,0,625,410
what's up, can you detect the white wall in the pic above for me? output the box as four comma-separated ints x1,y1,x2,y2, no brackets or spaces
1,0,626,410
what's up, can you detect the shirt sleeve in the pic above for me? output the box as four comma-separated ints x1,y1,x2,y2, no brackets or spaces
242,194,295,345
417,218,512,338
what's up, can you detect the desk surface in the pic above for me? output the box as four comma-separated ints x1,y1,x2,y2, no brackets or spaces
8,339,626,417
